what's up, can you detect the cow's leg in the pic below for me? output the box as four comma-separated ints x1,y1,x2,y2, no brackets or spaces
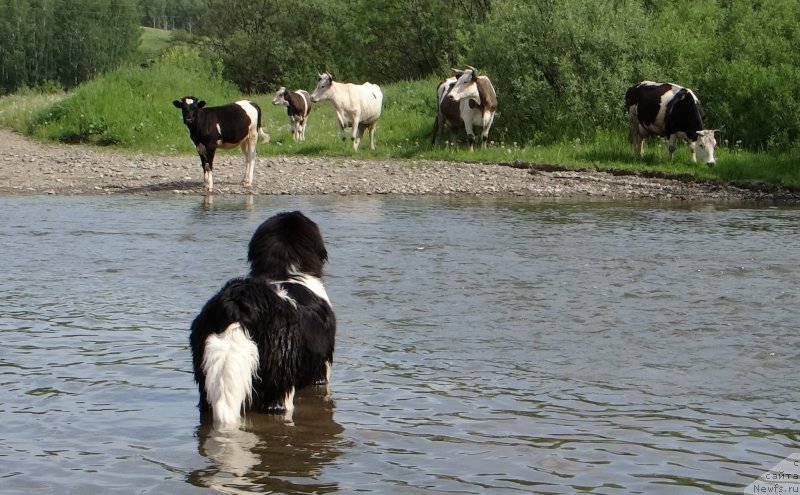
667,134,677,161
294,117,302,141
628,109,643,160
688,140,698,162
197,143,215,192
352,118,362,151
240,135,257,186
481,111,495,148
335,116,346,142
368,123,377,151
464,122,476,152
299,117,307,141
632,132,644,159
461,112,477,151
432,113,444,145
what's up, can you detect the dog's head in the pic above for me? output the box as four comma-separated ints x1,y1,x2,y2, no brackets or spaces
248,211,328,279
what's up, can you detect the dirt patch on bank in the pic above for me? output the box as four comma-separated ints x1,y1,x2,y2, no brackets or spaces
0,128,795,201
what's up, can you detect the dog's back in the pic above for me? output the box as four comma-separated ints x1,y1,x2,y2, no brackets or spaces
190,211,335,428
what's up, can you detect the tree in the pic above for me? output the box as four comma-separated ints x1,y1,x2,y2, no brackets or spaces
138,0,201,30
0,0,140,93
191,0,477,92
193,0,342,92
335,0,474,83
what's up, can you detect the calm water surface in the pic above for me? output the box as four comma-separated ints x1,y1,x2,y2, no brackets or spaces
0,195,798,494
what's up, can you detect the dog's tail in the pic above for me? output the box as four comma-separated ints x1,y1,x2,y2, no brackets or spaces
201,322,259,428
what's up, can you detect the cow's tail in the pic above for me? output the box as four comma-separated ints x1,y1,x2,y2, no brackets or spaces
430,116,438,144
251,101,270,144
201,322,259,429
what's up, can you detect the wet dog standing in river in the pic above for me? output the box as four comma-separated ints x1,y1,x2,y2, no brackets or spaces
189,211,335,428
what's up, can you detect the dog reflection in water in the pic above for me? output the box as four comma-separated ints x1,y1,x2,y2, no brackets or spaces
190,389,344,493
190,211,336,428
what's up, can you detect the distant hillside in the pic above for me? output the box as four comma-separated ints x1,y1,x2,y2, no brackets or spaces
134,27,174,66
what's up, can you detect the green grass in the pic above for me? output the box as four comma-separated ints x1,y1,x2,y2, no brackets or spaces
0,91,67,132
134,27,173,66
0,48,798,191
257,77,435,158
1,46,239,152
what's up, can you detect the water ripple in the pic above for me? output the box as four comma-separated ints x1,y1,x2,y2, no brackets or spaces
1,196,798,494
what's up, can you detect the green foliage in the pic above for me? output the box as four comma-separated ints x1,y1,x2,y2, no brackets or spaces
2,0,800,189
24,46,239,151
458,0,800,152
332,0,471,82
470,0,647,144
0,0,141,93
3,63,799,189
0,91,66,132
137,0,200,30
192,0,478,92
696,0,800,150
193,0,334,92
5,0,800,153
135,27,174,66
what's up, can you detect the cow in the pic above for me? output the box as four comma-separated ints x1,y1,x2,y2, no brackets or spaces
431,76,461,145
272,87,312,141
172,96,270,193
444,66,497,151
310,72,383,151
625,81,717,165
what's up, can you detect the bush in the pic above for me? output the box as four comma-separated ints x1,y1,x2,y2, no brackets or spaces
469,0,646,145
464,0,800,151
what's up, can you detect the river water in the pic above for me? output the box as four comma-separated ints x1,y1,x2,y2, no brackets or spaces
1,195,797,494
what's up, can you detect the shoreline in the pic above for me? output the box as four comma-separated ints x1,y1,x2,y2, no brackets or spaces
1,128,797,202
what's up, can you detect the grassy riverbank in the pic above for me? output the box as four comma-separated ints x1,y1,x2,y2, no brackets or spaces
0,45,798,191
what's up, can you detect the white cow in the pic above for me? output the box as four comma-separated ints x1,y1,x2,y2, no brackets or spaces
447,66,497,151
310,72,383,151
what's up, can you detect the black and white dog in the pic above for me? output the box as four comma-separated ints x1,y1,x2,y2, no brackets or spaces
190,211,335,428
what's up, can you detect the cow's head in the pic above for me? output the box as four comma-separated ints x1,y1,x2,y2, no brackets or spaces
310,72,334,103
448,66,480,104
695,129,717,166
272,87,289,106
172,96,206,126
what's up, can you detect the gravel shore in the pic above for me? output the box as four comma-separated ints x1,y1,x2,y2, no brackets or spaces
1,128,796,201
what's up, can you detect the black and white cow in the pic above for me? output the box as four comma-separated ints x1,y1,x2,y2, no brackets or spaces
172,96,270,192
625,81,717,165
272,87,312,141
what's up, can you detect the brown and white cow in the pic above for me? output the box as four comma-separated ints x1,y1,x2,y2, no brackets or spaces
310,72,383,151
626,81,717,165
431,76,461,145
272,87,312,141
172,96,270,192
444,66,497,151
